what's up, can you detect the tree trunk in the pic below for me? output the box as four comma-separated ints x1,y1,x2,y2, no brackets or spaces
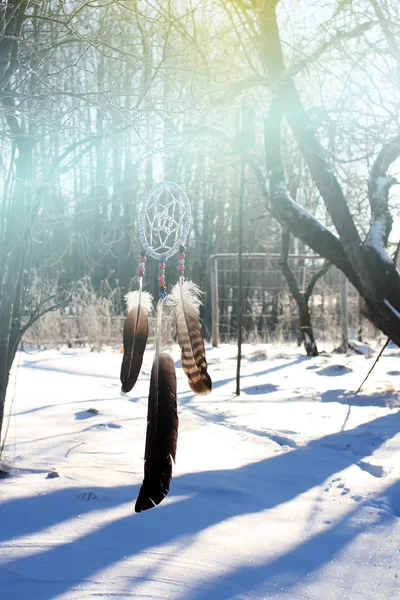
278,229,322,356
0,140,33,446
298,298,318,357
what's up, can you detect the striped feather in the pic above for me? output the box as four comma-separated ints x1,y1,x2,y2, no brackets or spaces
135,352,178,512
120,290,153,393
167,281,212,395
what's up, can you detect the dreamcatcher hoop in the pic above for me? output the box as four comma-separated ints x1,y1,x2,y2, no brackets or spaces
139,181,191,261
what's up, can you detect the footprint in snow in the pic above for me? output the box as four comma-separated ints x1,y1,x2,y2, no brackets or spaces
93,422,122,430
324,477,347,493
338,484,350,495
351,495,363,502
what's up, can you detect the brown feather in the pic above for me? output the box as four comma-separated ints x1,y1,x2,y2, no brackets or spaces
168,281,212,395
135,353,178,513
176,308,212,394
120,293,151,393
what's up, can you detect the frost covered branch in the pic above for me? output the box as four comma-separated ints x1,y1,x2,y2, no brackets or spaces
365,135,400,258
264,100,359,289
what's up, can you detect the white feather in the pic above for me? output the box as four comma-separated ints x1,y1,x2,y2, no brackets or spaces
125,290,153,313
167,280,202,314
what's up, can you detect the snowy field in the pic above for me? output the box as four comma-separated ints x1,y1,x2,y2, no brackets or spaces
0,341,399,600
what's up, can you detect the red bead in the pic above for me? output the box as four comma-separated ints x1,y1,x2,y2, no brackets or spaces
178,253,185,259
177,264,185,273
158,262,165,269
139,256,146,263
158,280,165,287
138,266,145,277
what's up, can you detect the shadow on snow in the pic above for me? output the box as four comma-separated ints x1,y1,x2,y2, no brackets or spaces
0,411,399,599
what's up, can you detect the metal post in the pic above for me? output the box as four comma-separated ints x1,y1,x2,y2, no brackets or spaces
210,256,219,347
340,271,348,352
236,157,245,396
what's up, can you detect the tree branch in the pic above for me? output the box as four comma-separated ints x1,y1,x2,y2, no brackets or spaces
258,2,362,256
184,125,268,194
367,135,400,246
211,21,372,107
279,229,303,305
264,100,361,290
20,291,73,338
304,261,331,302
369,0,400,79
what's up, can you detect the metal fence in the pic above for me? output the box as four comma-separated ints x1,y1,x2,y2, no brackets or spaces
23,315,174,350
210,253,379,347
22,253,381,350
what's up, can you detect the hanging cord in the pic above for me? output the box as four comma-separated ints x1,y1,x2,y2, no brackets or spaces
136,250,146,331
153,298,164,430
152,257,167,435
177,244,187,324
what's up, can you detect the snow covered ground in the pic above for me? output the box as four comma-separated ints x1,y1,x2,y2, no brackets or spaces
0,341,399,600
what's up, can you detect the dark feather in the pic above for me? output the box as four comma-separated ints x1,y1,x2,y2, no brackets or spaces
120,291,152,393
135,352,178,512
168,281,212,395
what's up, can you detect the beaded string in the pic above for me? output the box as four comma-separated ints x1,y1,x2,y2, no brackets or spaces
158,255,167,300
138,250,167,302
138,244,186,296
138,249,146,280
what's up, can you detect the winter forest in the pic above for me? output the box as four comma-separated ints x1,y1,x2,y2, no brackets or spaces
1,1,400,599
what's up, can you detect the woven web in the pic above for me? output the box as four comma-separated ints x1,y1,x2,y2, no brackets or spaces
140,182,191,260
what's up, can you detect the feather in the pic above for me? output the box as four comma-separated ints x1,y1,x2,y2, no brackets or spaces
167,280,212,395
120,290,153,393
135,352,178,512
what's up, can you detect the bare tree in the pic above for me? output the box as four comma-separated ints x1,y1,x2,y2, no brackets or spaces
220,0,400,346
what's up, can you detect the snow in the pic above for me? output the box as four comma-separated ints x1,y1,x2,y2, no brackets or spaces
278,188,333,234
376,176,392,196
384,298,400,321
1,342,400,600
365,221,393,264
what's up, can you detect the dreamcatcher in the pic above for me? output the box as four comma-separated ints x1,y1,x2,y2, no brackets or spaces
120,181,212,513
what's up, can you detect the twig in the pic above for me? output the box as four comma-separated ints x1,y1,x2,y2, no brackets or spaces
355,337,390,394
65,441,85,458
